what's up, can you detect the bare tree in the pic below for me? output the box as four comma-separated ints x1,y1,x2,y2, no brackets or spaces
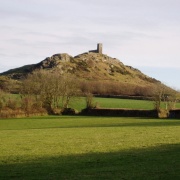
153,84,177,115
21,69,80,113
60,75,81,108
85,92,94,109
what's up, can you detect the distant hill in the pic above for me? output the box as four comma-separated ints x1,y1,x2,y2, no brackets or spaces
1,52,159,82
0,45,171,96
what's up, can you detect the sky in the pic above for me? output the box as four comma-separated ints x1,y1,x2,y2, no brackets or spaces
0,0,180,89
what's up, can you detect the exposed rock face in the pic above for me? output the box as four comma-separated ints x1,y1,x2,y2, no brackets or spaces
52,53,73,62
37,53,73,69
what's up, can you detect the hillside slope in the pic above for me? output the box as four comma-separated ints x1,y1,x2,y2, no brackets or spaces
1,52,158,83
0,51,166,96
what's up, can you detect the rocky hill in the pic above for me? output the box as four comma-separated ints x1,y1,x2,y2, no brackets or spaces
0,46,168,96
1,52,158,83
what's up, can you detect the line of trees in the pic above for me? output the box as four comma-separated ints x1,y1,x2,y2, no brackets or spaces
0,69,179,118
80,80,157,96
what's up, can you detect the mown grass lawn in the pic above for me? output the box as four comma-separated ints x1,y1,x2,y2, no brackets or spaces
0,116,179,179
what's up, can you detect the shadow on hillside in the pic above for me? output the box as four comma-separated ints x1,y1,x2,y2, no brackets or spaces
0,144,179,180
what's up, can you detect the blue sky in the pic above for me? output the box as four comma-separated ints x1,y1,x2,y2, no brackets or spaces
0,0,180,89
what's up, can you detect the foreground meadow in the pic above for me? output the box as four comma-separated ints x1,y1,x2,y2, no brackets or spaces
0,116,180,179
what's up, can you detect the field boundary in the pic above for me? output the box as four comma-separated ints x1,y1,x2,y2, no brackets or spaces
81,108,158,118
169,109,180,119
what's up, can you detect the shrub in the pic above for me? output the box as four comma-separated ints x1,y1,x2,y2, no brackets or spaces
85,93,94,109
6,98,18,110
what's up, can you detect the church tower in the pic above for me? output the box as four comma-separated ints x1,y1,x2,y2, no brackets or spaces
97,43,102,54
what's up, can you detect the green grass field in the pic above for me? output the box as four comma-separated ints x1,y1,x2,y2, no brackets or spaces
70,97,180,111
70,97,155,111
0,116,179,179
7,94,180,111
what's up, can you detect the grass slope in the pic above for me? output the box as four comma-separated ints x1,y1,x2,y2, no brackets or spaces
0,116,180,179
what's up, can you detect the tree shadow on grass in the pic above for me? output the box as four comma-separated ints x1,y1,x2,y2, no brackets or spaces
0,144,179,180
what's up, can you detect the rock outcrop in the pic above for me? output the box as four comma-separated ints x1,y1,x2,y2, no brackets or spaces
0,51,160,85
36,53,73,69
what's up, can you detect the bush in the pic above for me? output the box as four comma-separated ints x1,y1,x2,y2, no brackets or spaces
6,99,18,110
0,91,48,118
85,93,94,109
